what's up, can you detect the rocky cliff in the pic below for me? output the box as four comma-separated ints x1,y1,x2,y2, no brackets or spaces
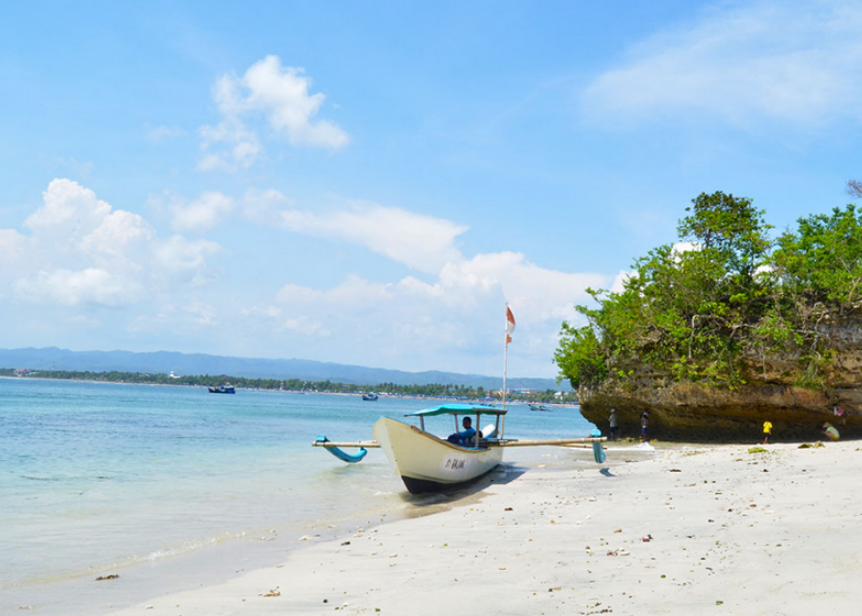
578,324,862,442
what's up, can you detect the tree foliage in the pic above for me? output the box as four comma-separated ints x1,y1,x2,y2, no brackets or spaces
556,192,862,391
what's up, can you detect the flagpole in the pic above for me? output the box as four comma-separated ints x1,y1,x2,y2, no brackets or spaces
502,304,508,438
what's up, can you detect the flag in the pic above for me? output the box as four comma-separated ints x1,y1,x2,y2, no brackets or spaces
506,305,516,345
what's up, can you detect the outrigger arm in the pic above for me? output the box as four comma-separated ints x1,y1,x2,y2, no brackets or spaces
313,435,379,463
313,433,607,464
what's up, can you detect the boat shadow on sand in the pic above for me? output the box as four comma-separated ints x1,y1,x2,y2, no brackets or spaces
399,463,529,507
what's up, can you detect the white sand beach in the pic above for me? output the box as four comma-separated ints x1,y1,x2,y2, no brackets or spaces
105,441,862,616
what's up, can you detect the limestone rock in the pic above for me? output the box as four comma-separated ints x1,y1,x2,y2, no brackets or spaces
579,337,862,441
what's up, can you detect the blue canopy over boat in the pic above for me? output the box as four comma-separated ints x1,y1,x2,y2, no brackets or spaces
405,404,507,417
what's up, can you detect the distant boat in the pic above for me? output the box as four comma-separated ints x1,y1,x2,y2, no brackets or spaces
528,403,552,412
362,392,378,401
208,384,236,394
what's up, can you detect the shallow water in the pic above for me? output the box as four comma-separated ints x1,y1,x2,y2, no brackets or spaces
0,378,596,613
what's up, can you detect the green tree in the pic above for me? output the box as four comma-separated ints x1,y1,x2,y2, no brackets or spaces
555,191,775,389
772,205,862,309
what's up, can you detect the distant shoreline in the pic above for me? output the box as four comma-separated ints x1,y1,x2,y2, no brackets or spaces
0,368,578,407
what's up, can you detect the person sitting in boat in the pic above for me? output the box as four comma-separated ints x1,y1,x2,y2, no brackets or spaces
447,417,477,446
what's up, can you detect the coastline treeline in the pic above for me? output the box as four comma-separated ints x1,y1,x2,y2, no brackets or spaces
555,190,862,391
0,368,574,403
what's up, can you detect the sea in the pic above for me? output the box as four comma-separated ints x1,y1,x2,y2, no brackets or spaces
0,377,598,615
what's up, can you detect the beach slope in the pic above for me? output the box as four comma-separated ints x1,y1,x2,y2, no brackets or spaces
107,441,862,615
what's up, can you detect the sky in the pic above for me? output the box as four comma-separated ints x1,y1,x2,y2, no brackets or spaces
2,0,861,378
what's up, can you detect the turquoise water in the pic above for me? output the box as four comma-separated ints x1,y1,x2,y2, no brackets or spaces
0,377,595,613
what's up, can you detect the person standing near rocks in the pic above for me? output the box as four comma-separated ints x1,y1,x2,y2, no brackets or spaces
640,411,650,441
762,420,772,444
833,405,847,426
609,408,619,441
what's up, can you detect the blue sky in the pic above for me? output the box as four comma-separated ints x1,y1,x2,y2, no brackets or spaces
1,0,861,378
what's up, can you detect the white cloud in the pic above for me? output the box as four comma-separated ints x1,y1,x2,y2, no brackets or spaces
152,235,222,284
243,56,349,150
198,55,348,171
611,269,636,294
439,252,606,324
79,210,155,269
277,274,394,308
279,200,467,274
7,179,222,311
241,187,295,224
25,179,111,234
13,268,140,307
262,252,609,374
197,118,261,170
583,0,862,129
4,180,614,377
0,229,28,286
0,228,26,262
169,191,235,233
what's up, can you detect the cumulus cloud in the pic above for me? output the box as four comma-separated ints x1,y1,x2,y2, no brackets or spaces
440,252,604,319
151,235,222,285
583,0,862,129
262,253,610,373
198,55,348,170
279,200,467,274
197,118,261,170
7,179,222,311
25,179,112,234
0,229,28,287
79,210,155,270
169,191,235,233
229,191,610,372
241,187,295,225
13,268,139,307
0,228,26,262
242,56,349,149
5,179,613,377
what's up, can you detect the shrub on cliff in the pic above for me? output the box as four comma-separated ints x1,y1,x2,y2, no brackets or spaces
556,192,862,391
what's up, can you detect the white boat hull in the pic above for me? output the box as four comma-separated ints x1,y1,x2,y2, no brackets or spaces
373,417,504,494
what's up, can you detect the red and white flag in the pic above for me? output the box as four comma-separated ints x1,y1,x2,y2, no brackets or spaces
506,305,516,345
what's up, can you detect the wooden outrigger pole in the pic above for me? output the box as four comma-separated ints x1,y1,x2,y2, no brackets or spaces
311,437,606,449
313,439,380,449
311,436,605,450
493,436,605,447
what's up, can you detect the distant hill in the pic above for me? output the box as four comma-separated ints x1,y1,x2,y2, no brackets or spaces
0,347,570,391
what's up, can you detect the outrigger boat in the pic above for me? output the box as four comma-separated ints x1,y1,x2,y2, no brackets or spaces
373,404,505,493
312,305,606,494
314,402,606,494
